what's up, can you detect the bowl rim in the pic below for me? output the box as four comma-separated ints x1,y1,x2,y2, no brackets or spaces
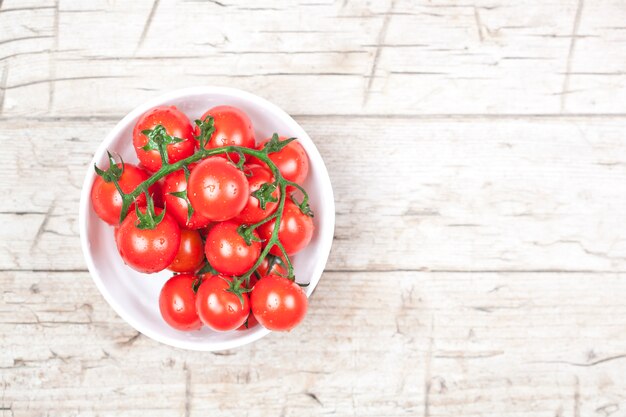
78,86,335,351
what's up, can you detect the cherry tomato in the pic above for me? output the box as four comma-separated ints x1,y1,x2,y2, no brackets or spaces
151,180,165,208
159,274,202,331
256,255,288,277
256,137,309,185
236,312,259,331
168,229,204,273
199,222,216,239
187,157,249,221
205,220,261,276
196,275,250,331
91,163,153,225
251,274,307,331
244,274,259,290
115,208,181,273
197,105,255,163
236,164,279,224
133,106,196,172
162,168,212,229
258,200,314,256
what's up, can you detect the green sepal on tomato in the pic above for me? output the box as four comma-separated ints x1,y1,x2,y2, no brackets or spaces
195,105,255,163
204,220,261,276
115,202,181,273
162,167,212,229
236,164,279,224
254,136,309,186
133,106,196,172
91,157,158,225
196,275,250,331
258,200,314,256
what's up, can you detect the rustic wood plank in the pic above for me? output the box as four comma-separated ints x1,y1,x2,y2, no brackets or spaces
2,117,626,272
2,0,626,415
0,0,625,117
1,270,626,416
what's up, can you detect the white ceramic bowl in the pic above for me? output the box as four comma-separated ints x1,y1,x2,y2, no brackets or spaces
79,87,335,351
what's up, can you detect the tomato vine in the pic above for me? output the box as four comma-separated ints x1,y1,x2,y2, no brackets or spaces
95,115,313,292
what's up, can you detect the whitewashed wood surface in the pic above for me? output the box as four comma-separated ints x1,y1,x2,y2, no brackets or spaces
2,0,626,416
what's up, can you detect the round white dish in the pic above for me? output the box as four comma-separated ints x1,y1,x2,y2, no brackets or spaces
79,87,335,351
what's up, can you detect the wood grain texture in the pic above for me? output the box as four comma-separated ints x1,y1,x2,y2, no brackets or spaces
2,270,626,416
2,117,626,273
1,0,626,416
0,0,626,117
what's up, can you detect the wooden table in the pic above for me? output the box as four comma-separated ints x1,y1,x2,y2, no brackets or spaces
2,0,626,415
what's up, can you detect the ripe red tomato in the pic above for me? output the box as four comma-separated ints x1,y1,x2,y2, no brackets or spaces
115,208,181,273
159,274,202,331
256,137,309,185
256,255,288,277
151,180,165,208
251,274,307,331
205,220,261,276
197,105,254,162
133,106,196,172
91,163,153,225
236,164,279,224
196,275,250,331
244,274,259,290
187,157,249,221
236,312,259,331
168,229,204,273
258,200,314,256
162,168,212,229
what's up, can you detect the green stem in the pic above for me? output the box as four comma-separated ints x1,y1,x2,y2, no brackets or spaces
286,180,309,205
234,179,288,287
109,122,311,290
119,145,282,220
112,137,307,290
274,240,294,278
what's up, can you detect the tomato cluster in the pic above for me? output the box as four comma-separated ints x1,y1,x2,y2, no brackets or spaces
91,105,315,332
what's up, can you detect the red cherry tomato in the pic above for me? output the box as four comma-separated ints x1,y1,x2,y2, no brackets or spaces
162,168,212,229
251,274,307,331
236,312,259,331
133,106,196,172
236,164,279,224
187,157,249,221
244,274,259,290
168,229,204,273
205,220,261,276
115,208,181,273
256,137,309,185
159,274,202,331
199,222,216,238
91,163,153,225
197,105,255,163
151,180,165,208
196,275,250,331
258,200,314,256
256,255,288,277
